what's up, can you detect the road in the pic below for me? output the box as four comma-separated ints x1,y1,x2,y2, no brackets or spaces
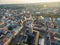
33,27,51,45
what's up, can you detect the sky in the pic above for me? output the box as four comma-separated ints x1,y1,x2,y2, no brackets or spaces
0,0,60,4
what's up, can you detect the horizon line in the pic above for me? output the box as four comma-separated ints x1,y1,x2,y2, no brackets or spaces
0,2,60,5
